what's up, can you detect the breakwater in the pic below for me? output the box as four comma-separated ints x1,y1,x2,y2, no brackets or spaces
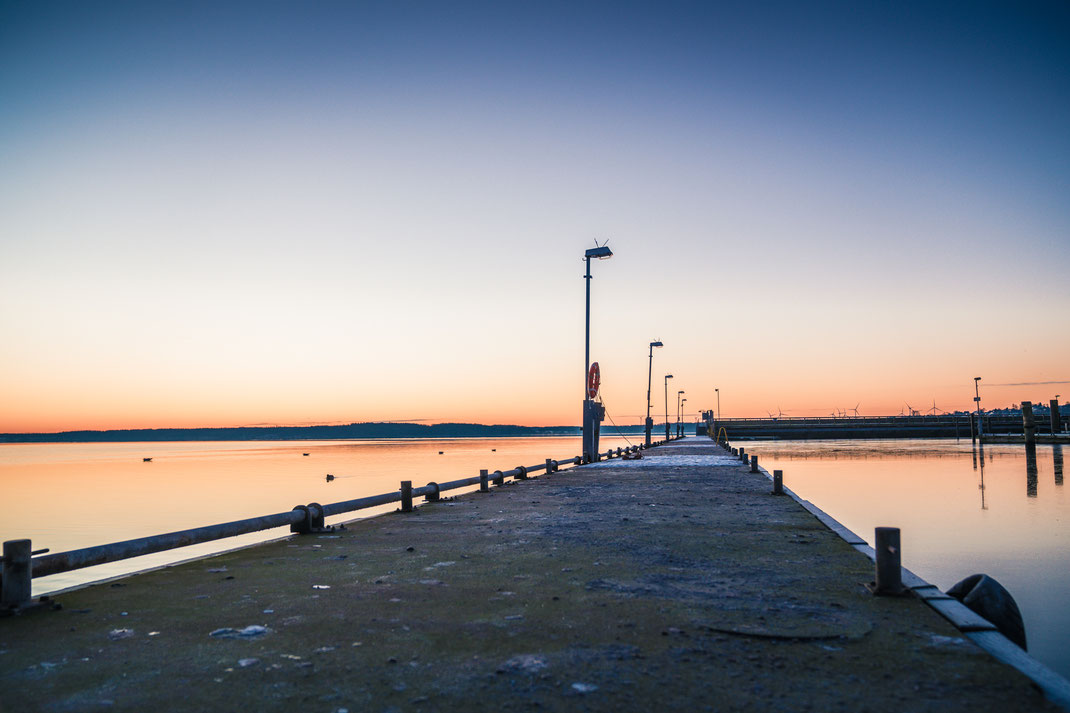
711,413,1067,440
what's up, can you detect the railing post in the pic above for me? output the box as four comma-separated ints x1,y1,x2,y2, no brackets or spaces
479,469,489,492
773,470,783,495
872,527,906,595
493,470,504,486
2,539,32,610
424,482,440,502
750,455,759,473
400,481,413,513
516,466,527,480
545,458,553,474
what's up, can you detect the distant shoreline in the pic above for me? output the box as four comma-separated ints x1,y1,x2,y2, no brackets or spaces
0,422,648,444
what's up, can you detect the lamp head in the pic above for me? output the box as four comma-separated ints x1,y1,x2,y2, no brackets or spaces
665,374,673,380
585,245,613,260
678,390,685,395
974,376,981,382
650,341,663,348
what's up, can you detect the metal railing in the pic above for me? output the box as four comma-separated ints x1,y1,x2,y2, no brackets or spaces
1,441,671,608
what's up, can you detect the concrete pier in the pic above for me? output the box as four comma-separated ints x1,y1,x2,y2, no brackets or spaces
0,440,1061,712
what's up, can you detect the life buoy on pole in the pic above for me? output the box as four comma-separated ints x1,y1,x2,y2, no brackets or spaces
587,362,601,399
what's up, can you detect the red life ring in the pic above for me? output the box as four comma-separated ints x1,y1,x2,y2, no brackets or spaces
587,362,601,399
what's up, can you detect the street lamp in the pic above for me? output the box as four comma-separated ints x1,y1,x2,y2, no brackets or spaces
582,243,613,462
680,398,688,437
677,390,685,438
644,341,663,447
664,374,673,441
715,388,720,421
973,376,983,439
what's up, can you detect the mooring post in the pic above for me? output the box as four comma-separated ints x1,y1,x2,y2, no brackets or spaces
873,527,905,595
739,447,745,461
1,539,32,609
750,455,759,473
743,454,749,466
1051,399,1061,434
479,469,489,492
546,458,553,474
773,469,783,495
400,481,413,513
493,469,504,486
1022,401,1036,447
516,465,527,480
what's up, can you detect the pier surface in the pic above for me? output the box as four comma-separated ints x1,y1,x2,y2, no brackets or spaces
0,439,1057,712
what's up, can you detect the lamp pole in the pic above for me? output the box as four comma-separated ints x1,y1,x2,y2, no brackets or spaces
677,390,685,438
680,398,687,437
664,374,673,441
582,244,612,461
973,376,983,439
715,388,720,421
645,341,663,447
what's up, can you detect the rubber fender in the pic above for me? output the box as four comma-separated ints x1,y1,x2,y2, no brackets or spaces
947,574,1027,650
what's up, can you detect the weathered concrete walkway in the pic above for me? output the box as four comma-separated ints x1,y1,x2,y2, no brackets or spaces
0,439,1057,712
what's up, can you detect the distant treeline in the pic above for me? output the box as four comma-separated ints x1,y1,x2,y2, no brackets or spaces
0,422,605,443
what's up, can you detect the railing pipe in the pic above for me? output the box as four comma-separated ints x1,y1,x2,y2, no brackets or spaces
31,509,304,578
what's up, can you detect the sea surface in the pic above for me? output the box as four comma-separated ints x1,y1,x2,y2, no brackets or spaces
741,438,1068,680
2,436,1066,679
0,436,636,595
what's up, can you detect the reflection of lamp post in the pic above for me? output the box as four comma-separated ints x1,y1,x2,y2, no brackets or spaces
582,244,612,461
680,398,687,437
973,376,983,439
644,341,663,447
677,390,685,438
664,374,673,441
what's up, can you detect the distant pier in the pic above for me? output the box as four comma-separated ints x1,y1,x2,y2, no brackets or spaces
711,413,1067,440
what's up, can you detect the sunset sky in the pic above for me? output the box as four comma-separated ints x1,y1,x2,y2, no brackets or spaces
2,1,1068,433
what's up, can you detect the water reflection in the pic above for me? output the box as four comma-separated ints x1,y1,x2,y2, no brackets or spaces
1055,444,1063,486
1026,443,1038,498
973,444,987,510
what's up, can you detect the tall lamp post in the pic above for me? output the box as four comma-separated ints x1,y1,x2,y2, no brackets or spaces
680,398,687,437
973,376,983,439
715,388,720,421
664,374,673,441
582,244,613,462
677,390,685,437
644,341,663,447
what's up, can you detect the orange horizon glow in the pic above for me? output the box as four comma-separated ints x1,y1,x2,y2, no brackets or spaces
4,383,1065,435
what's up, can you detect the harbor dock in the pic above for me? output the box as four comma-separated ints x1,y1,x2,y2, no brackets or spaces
0,438,1062,712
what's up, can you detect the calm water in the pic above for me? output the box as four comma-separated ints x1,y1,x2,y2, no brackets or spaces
0,436,634,595
742,438,1068,680
2,436,1066,678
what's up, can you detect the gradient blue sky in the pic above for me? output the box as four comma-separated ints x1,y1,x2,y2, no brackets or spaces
2,1,1068,431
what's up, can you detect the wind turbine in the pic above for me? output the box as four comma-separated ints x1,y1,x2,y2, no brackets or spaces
851,403,860,418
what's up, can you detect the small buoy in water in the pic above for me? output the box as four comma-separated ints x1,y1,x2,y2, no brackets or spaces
438,451,444,455
325,474,335,482
491,448,496,452
142,457,152,462
302,453,310,456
